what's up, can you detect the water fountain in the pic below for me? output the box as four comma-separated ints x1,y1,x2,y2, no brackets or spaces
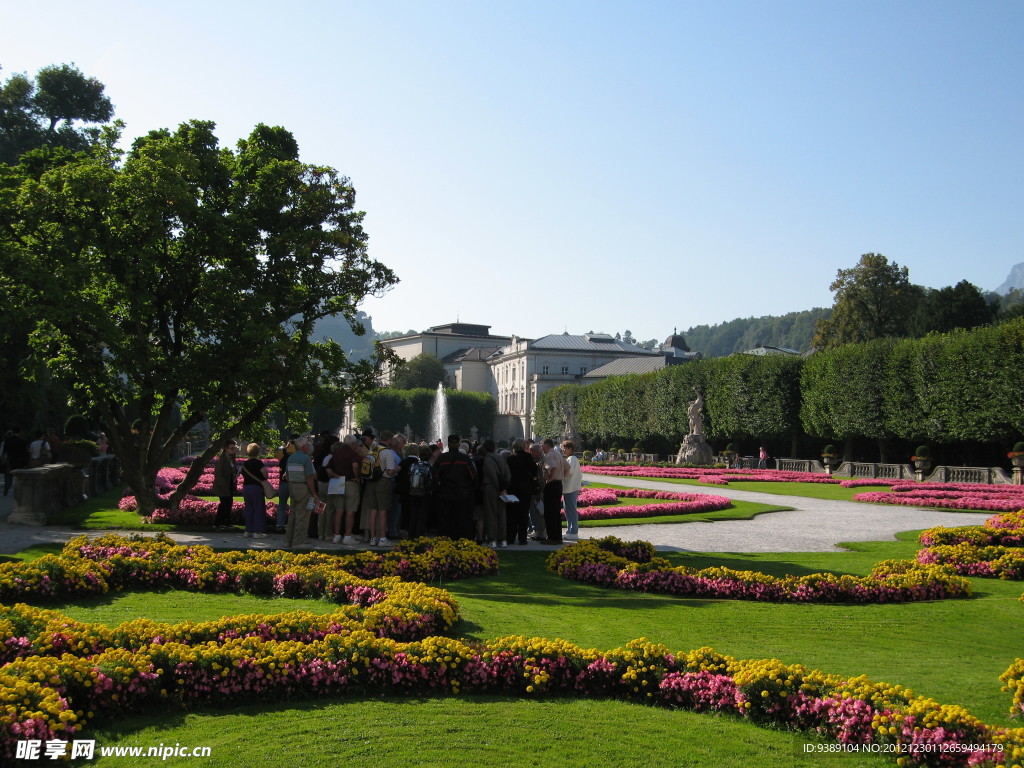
429,382,450,443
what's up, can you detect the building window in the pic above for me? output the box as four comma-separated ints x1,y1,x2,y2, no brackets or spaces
561,366,569,375
580,366,587,374
542,365,549,374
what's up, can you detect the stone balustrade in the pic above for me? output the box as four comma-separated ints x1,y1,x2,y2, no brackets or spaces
775,458,827,473
7,456,119,526
923,465,1012,485
830,462,916,480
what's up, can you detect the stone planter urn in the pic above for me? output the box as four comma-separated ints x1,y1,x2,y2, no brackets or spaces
1011,456,1024,469
913,459,933,472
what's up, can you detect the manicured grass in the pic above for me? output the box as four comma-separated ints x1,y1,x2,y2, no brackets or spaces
46,487,174,531
86,697,880,768
39,527,1021,767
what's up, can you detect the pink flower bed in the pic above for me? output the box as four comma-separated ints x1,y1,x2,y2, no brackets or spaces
120,493,277,526
549,538,972,604
575,487,732,520
854,483,1024,512
584,465,840,485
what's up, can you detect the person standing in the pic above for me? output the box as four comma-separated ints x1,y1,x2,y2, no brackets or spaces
329,435,362,545
274,435,299,533
505,439,537,546
561,440,583,539
284,436,319,550
758,446,768,470
432,434,477,540
403,444,434,540
540,438,565,544
240,443,269,538
28,431,52,468
312,432,338,539
211,439,239,528
386,434,410,540
480,439,511,547
527,443,547,541
363,430,397,546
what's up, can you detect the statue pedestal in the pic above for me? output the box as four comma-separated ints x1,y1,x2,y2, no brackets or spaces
675,435,715,466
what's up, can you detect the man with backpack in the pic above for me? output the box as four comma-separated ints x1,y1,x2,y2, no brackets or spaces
362,429,397,546
403,444,434,539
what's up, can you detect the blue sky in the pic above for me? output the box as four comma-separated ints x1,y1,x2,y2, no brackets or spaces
3,0,1021,341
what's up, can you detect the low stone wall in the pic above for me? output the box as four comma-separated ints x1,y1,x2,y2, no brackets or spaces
923,465,1012,485
776,458,827,474
8,456,119,526
831,462,916,480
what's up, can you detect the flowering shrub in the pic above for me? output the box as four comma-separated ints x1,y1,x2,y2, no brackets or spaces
548,538,972,604
2,629,1022,765
1,533,1023,763
1002,659,1024,719
582,465,841,486
0,534,497,606
917,511,1024,581
853,484,1024,513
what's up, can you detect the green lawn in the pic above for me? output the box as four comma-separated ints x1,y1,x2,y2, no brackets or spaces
35,529,1021,768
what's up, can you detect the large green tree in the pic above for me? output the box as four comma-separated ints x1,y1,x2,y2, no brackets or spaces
0,119,397,515
390,353,449,390
813,253,922,348
0,63,115,164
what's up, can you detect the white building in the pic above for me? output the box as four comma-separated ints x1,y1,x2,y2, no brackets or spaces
370,324,691,442
488,333,663,442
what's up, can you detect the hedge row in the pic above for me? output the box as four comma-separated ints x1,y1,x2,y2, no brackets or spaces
535,319,1024,451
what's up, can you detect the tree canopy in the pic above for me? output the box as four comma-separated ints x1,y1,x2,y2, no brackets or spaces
813,253,920,348
0,63,115,164
0,119,397,514
390,353,449,390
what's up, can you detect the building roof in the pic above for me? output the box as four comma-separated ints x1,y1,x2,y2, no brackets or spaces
381,323,512,345
427,322,494,336
441,346,503,364
662,333,690,352
581,357,668,378
529,334,661,355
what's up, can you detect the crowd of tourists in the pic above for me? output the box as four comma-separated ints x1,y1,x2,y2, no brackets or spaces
213,430,584,550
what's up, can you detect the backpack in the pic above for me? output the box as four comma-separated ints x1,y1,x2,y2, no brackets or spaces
407,460,431,497
360,445,386,481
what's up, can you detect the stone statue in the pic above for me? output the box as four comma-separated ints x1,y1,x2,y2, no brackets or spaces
562,403,580,444
687,390,704,437
676,389,714,466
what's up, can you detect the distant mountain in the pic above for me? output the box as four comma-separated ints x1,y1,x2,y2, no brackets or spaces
312,311,377,361
683,308,831,358
995,262,1024,294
